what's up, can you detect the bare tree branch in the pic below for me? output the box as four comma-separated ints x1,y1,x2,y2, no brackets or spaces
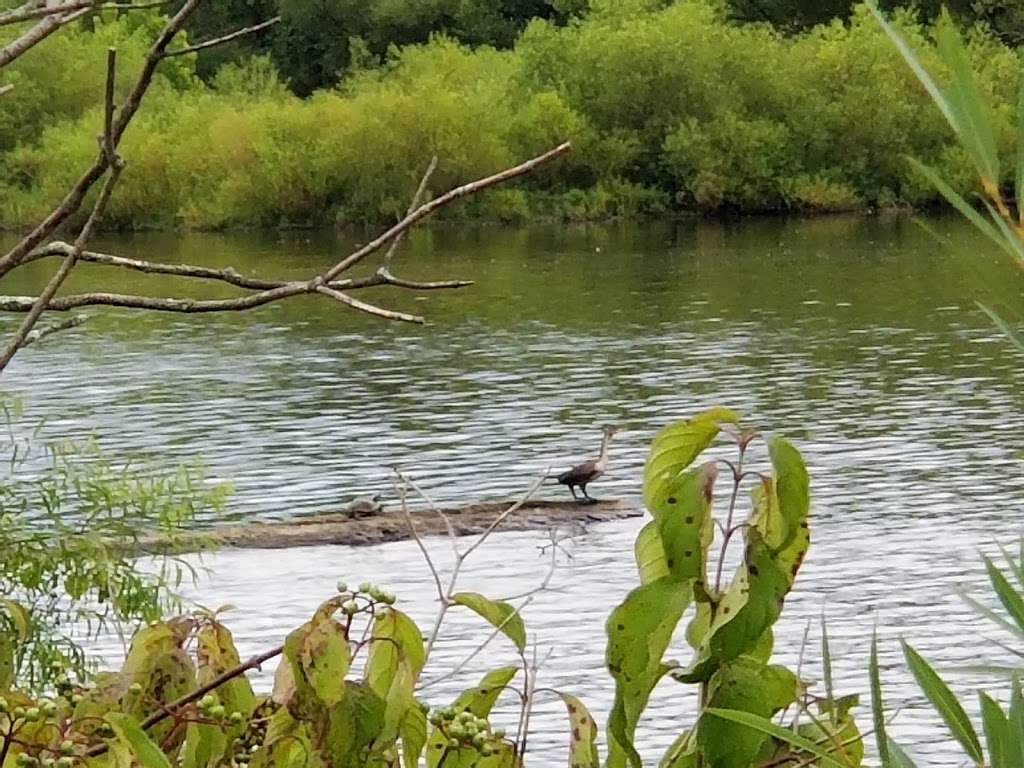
0,0,205,279
382,155,437,267
315,285,424,324
161,16,279,58
21,242,475,293
0,0,169,27
323,141,572,282
0,49,122,373
19,315,87,349
0,6,91,68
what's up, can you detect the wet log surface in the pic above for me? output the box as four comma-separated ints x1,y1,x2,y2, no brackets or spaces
133,499,641,554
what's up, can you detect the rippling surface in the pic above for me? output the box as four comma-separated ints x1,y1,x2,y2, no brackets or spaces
4,215,1024,765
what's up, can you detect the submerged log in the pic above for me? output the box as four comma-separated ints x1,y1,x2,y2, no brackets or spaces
134,499,641,554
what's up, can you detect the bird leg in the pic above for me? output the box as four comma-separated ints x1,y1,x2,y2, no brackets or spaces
568,485,579,500
580,485,598,505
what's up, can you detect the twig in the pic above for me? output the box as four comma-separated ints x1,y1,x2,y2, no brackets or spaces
382,155,438,266
396,477,445,602
323,142,572,282
0,0,205,279
0,50,121,374
315,285,424,324
0,6,91,68
161,16,279,58
0,0,168,27
19,315,87,349
84,644,283,758
20,241,475,293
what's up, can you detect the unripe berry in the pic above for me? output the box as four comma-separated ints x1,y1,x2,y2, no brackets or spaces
229,711,244,725
342,601,359,615
128,683,143,695
209,705,226,720
24,707,40,721
480,744,494,757
56,759,74,768
336,581,347,593
199,694,217,710
358,582,373,594
59,740,75,756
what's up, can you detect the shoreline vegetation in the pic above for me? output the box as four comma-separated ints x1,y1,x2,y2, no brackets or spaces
2,1,1022,232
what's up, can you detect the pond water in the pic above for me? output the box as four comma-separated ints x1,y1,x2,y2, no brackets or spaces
4,215,1024,765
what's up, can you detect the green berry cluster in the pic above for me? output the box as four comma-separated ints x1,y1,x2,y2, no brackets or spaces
228,699,272,767
428,708,505,757
197,694,243,726
0,693,78,768
335,581,397,612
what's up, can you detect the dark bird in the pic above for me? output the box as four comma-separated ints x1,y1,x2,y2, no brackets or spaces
557,425,620,504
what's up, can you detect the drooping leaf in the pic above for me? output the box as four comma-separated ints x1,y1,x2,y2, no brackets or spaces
606,579,691,768
901,641,983,763
452,593,527,652
366,607,426,749
300,610,350,707
697,659,798,768
182,722,228,768
703,709,848,768
634,521,669,585
768,437,810,551
648,463,717,584
196,621,256,719
643,408,737,510
105,712,174,768
559,693,600,768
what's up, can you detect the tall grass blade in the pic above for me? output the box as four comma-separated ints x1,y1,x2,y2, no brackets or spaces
1009,677,1024,766
935,11,999,187
887,739,920,768
869,4,958,131
977,304,1024,356
996,540,1024,591
822,615,836,728
984,555,1024,636
869,628,892,767
981,691,1011,768
907,158,1015,259
901,641,983,762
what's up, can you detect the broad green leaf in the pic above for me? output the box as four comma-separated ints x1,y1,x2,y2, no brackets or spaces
195,619,255,753
703,709,848,768
0,599,30,641
322,681,386,768
869,629,891,768
300,611,350,706
981,691,1011,768
698,659,798,768
426,667,517,768
768,437,810,552
901,641,983,762
606,579,691,768
106,712,173,768
182,722,228,768
366,608,426,748
401,703,428,768
635,521,669,585
559,693,600,768
648,463,717,584
658,730,698,768
643,408,737,509
984,555,1024,636
452,593,527,652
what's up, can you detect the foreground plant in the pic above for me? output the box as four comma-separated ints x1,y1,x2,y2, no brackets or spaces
0,409,859,768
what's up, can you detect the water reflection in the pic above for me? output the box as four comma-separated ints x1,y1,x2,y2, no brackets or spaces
4,216,1024,764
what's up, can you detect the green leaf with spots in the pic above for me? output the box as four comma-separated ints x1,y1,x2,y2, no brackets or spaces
677,444,810,683
559,693,600,768
606,578,691,768
426,667,518,768
301,610,350,707
644,408,738,510
196,621,256,719
0,631,12,690
106,712,173,768
452,593,527,652
635,521,669,584
649,463,717,584
698,658,798,768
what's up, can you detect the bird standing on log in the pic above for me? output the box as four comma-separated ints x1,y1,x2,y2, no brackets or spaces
556,424,619,503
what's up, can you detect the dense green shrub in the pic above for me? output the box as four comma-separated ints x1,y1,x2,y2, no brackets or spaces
0,1,1021,228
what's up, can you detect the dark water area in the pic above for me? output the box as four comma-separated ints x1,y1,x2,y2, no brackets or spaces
4,215,1024,764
